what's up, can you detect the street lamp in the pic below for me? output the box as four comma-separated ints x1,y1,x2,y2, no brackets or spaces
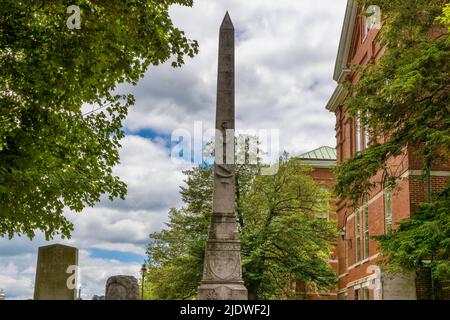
140,264,147,300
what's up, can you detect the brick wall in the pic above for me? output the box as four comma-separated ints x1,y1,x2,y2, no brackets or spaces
331,7,450,300
409,175,450,214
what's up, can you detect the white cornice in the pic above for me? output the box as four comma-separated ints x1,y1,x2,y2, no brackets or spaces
333,0,358,83
327,0,358,113
301,159,336,168
326,84,348,112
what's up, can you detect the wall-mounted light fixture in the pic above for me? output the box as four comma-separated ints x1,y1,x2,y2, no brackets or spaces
339,227,352,248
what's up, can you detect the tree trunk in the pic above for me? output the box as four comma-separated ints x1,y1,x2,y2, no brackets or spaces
247,283,260,300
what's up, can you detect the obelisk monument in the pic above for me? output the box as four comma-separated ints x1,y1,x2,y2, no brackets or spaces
197,12,248,300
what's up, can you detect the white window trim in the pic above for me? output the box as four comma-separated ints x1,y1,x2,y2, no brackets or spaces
355,116,362,153
363,197,370,259
355,210,361,262
384,188,393,233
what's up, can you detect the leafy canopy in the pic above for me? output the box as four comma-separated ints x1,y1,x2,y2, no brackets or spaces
0,1,198,239
334,0,450,289
334,0,450,204
376,185,450,283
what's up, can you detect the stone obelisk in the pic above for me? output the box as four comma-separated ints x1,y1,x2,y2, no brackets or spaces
197,12,248,300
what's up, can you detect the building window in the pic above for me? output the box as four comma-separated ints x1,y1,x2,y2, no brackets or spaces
354,288,360,300
355,287,370,300
355,210,361,262
385,188,393,233
355,111,370,152
316,188,329,219
355,116,361,153
363,125,370,149
363,196,370,259
362,111,370,149
363,287,370,300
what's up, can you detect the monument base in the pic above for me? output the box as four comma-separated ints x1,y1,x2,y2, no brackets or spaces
198,283,248,300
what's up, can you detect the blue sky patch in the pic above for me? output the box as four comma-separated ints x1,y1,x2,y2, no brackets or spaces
90,248,145,263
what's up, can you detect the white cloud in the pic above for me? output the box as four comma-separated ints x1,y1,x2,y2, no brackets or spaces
122,0,346,154
0,254,35,300
107,135,185,211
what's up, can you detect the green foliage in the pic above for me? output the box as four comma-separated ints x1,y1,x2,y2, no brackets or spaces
145,156,337,300
241,156,337,299
334,0,450,204
376,184,450,284
0,1,198,239
145,167,211,300
437,3,450,33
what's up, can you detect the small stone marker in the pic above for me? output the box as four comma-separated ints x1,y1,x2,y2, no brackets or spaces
33,244,78,300
105,275,139,300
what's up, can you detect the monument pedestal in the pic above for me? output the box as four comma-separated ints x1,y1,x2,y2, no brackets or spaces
198,283,248,300
198,213,248,300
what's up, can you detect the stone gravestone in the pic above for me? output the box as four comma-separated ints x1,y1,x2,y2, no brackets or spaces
34,244,78,300
105,275,139,300
197,12,248,300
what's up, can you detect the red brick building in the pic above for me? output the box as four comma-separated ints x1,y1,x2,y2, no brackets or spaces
298,146,338,299
300,146,336,191
325,0,450,300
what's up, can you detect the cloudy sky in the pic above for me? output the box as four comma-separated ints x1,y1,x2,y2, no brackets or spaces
0,0,347,299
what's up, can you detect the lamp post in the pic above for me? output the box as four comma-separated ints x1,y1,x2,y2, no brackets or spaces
140,264,147,300
421,259,436,300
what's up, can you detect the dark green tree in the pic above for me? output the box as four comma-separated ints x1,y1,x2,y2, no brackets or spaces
0,1,198,239
334,0,449,204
